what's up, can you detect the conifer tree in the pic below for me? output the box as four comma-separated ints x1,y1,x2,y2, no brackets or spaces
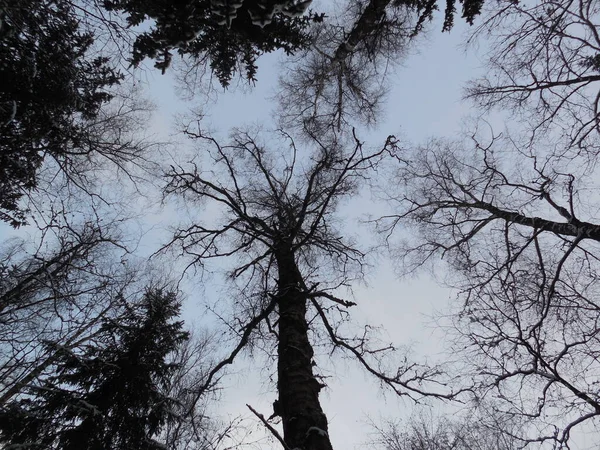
0,0,123,227
0,288,189,450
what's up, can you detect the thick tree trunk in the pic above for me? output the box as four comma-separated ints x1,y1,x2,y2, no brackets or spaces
276,246,333,450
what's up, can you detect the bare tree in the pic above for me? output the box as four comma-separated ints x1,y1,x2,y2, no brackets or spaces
371,413,458,450
161,330,240,450
277,0,491,137
377,133,600,446
277,1,417,135
0,219,138,407
370,405,524,450
159,126,455,450
466,0,600,156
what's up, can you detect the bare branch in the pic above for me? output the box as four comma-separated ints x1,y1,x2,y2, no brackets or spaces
379,134,600,444
247,404,291,450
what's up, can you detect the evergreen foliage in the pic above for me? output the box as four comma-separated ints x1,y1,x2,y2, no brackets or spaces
0,0,122,227
102,0,324,85
0,289,189,450
100,0,486,87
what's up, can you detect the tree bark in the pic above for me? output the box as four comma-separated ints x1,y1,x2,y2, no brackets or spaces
471,201,600,242
276,245,333,450
333,0,391,62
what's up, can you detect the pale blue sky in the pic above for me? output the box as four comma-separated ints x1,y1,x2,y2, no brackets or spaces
136,12,488,449
0,10,484,449
3,6,595,448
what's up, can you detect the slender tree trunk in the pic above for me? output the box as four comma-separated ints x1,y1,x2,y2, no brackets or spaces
0,318,104,405
276,245,333,450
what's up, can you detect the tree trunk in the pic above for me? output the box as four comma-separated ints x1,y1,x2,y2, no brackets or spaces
333,0,391,62
276,246,333,450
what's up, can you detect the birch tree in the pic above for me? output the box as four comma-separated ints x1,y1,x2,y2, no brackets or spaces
0,221,136,407
466,0,600,156
378,134,600,446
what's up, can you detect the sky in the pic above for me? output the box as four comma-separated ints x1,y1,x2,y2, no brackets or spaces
135,11,489,449
2,3,596,449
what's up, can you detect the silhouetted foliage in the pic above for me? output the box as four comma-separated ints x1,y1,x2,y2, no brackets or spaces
0,288,189,449
102,0,325,85
103,0,488,90
0,0,123,227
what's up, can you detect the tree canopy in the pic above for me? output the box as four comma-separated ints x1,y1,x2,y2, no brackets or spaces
0,288,189,449
3,0,600,448
158,128,454,449
0,0,122,227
